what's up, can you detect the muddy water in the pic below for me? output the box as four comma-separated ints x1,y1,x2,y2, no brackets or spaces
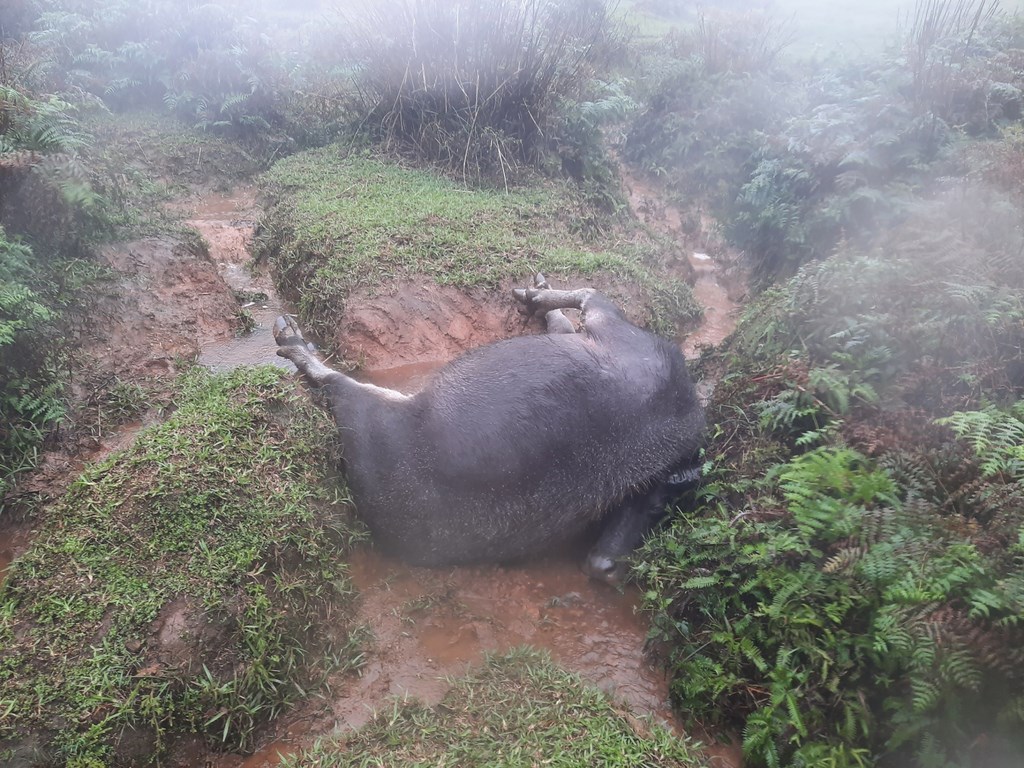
620,169,743,360
686,249,738,359
216,363,742,768
339,549,676,724
181,188,294,373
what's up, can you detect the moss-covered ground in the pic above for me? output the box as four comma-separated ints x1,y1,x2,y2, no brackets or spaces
256,148,699,340
286,649,710,768
0,366,364,765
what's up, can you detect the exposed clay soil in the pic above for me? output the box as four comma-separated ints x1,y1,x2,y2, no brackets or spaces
0,222,244,556
3,169,746,767
332,273,659,371
334,283,525,369
83,236,239,376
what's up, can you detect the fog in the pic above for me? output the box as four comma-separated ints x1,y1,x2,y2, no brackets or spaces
2,2,1023,767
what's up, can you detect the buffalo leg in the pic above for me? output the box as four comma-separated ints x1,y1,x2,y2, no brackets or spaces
513,282,626,336
529,273,576,335
274,315,343,387
513,285,595,315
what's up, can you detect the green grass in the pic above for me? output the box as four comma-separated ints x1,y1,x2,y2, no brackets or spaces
285,649,711,768
0,366,365,765
256,148,699,339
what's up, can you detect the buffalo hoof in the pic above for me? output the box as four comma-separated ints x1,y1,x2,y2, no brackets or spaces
273,315,316,353
512,273,551,313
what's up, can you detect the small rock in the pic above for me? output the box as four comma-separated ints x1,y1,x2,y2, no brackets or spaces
550,591,583,607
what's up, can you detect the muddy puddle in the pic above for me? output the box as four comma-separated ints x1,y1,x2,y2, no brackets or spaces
206,359,741,768
347,549,674,717
345,364,679,730
209,538,704,767
686,248,738,359
354,359,446,393
180,188,294,373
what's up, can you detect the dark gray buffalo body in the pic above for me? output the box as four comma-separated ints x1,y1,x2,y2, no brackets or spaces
274,276,704,581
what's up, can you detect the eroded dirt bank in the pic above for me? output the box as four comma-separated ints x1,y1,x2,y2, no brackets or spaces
0,221,244,571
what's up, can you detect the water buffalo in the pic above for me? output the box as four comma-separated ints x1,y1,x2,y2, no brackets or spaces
274,274,704,581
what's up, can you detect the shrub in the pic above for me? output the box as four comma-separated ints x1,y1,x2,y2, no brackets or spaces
625,0,1024,283
636,174,1024,764
338,0,619,182
640,441,1024,766
0,62,104,500
29,0,316,144
0,228,64,497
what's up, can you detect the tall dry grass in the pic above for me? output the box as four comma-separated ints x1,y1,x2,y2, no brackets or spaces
340,0,617,182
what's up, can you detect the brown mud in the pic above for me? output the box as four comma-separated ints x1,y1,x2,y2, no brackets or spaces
335,283,524,369
331,274,654,371
84,235,239,377
619,167,746,359
0,221,243,567
177,187,295,373
338,551,678,725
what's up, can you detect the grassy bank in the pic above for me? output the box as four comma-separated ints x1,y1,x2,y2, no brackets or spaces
0,366,364,765
255,148,699,340
286,649,710,768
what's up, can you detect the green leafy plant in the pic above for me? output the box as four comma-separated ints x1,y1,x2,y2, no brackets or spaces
938,402,1024,479
0,227,66,499
640,439,1024,766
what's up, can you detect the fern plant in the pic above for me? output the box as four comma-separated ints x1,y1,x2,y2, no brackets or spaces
639,439,1024,766
937,402,1024,479
0,228,67,500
